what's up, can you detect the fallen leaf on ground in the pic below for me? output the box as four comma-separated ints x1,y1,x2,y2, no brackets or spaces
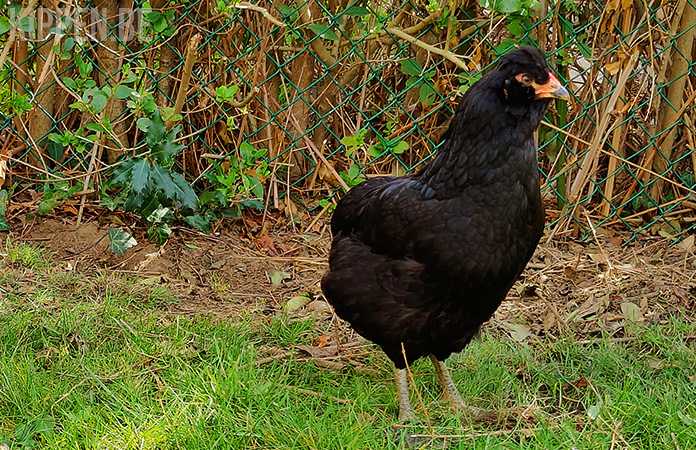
257,234,278,255
620,302,642,321
285,295,310,311
268,270,291,286
315,335,332,347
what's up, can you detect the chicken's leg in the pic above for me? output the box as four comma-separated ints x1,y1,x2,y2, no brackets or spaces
394,367,415,421
429,355,484,417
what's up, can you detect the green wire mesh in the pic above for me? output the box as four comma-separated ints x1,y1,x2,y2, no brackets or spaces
0,0,695,241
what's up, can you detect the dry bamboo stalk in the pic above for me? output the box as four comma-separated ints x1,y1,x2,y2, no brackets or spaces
600,10,635,218
622,87,696,213
649,0,696,200
568,52,638,206
683,114,696,174
601,119,624,217
76,137,101,226
166,34,202,130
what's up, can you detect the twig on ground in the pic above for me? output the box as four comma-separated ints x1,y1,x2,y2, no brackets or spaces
407,426,549,439
585,211,614,277
275,383,351,405
535,289,568,332
402,342,433,434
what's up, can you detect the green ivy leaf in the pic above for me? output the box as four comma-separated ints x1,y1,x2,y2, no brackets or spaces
347,163,360,179
100,195,120,211
244,174,264,199
75,54,93,77
90,91,108,113
62,77,78,90
276,4,293,16
343,6,370,16
143,11,162,23
136,117,150,132
0,17,10,35
391,141,409,154
45,139,64,162
107,228,137,254
493,0,522,13
153,16,168,33
309,24,339,40
215,85,239,103
240,199,264,210
506,19,524,36
114,85,132,99
400,58,422,76
495,38,517,55
419,82,437,105
38,198,58,215
19,16,35,33
122,66,137,83
85,123,106,133
368,145,384,158
146,206,170,223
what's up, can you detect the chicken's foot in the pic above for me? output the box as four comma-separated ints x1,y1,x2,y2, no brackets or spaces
395,367,416,421
429,355,485,417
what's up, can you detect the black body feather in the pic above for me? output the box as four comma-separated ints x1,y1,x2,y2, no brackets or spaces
322,47,552,369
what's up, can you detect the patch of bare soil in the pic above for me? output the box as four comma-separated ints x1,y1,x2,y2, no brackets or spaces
13,218,330,320
10,217,696,348
499,232,696,343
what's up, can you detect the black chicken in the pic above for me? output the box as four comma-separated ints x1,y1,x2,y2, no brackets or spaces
321,47,569,420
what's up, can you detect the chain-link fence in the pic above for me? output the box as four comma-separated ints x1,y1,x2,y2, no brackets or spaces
1,0,695,241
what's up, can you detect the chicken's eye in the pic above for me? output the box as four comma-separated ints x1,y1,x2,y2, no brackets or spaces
519,74,533,85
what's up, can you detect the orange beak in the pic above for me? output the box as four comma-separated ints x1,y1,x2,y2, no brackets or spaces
532,72,570,100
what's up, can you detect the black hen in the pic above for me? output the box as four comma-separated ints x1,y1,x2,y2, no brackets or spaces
321,47,569,420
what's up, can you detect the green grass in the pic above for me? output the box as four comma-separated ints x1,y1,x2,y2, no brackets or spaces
1,241,695,449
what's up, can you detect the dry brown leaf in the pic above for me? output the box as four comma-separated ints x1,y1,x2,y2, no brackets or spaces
569,296,603,320
257,234,278,255
296,344,338,359
315,335,332,347
498,321,534,342
605,60,623,76
678,235,695,253
314,359,346,371
647,359,681,370
606,236,623,247
542,311,556,329
276,242,299,256
0,158,7,185
588,253,608,265
564,266,577,280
